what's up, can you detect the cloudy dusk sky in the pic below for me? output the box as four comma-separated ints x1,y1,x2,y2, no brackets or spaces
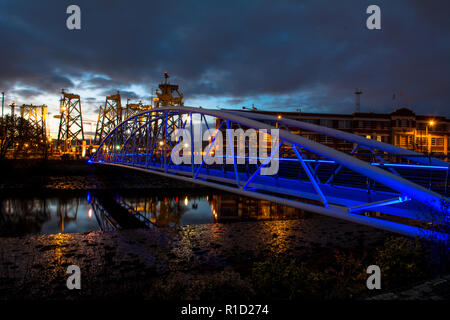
0,0,449,137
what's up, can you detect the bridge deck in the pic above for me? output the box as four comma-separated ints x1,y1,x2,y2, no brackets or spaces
113,161,432,222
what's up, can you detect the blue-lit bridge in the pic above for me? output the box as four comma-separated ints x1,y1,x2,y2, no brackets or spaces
89,106,450,240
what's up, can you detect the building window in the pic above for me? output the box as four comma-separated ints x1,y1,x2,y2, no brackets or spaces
319,135,333,143
400,136,408,145
319,119,333,128
338,120,352,129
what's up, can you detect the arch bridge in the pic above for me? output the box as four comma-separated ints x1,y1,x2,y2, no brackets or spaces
90,106,450,240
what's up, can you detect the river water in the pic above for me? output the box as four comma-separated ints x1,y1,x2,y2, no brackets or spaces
0,191,308,237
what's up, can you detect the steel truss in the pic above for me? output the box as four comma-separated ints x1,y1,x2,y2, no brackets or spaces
20,104,48,139
57,89,84,153
90,107,450,240
124,102,153,120
94,91,122,143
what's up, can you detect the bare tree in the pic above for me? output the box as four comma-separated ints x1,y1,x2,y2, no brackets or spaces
0,115,48,160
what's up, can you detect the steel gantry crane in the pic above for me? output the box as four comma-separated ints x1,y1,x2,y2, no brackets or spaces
94,91,122,144
154,72,184,107
57,89,85,154
19,104,48,139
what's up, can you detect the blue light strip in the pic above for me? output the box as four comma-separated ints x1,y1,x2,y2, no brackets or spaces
104,153,449,170
196,155,449,169
370,162,449,170
348,195,411,213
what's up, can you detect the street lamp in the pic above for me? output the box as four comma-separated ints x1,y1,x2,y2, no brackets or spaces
425,120,435,154
1,92,4,117
426,120,434,136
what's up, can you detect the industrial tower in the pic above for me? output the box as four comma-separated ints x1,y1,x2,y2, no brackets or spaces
20,104,48,140
57,89,85,153
124,100,152,120
154,72,184,107
94,91,122,144
153,72,184,158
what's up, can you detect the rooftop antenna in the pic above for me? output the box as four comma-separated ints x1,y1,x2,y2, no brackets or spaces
1,92,4,117
354,88,362,113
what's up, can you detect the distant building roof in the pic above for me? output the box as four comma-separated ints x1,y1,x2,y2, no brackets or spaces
390,108,416,116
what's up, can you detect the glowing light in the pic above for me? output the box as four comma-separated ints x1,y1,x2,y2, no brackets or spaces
88,208,93,218
184,143,189,148
159,141,164,146
116,145,120,150
184,197,188,206
92,148,96,152
277,115,282,119
429,120,435,126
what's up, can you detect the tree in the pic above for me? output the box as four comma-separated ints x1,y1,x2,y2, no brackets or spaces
0,115,48,160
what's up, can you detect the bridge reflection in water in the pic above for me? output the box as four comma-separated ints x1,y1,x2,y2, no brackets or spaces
0,192,437,238
0,197,95,237
88,192,308,232
0,193,313,237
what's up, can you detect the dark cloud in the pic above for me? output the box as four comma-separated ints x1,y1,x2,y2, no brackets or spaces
10,88,42,100
0,0,449,116
119,91,141,103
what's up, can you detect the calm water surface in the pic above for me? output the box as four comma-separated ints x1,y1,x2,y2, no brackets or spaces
0,191,307,237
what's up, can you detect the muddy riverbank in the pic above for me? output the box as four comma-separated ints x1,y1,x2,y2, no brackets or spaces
0,217,395,300
0,159,203,193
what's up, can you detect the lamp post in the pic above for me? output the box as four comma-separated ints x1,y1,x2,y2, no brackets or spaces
425,120,435,154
